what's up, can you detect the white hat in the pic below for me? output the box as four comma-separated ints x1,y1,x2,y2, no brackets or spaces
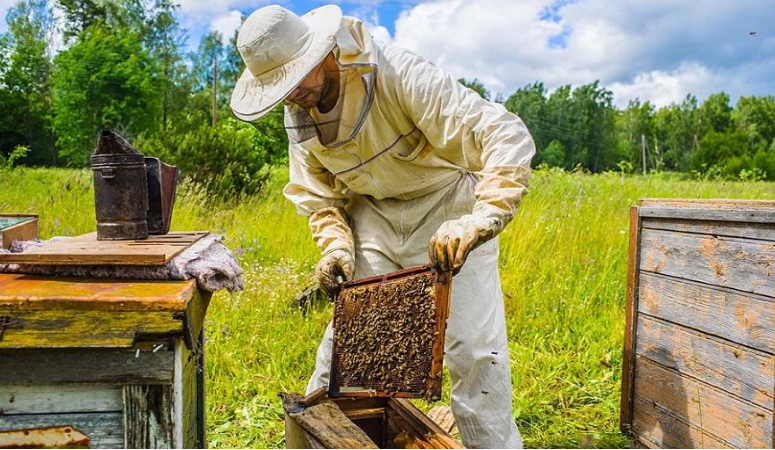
230,5,342,122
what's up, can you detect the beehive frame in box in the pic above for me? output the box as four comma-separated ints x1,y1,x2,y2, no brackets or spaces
328,265,452,401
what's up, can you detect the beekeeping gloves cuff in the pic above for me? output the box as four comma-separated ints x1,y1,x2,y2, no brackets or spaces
308,206,355,256
309,207,356,296
430,165,530,272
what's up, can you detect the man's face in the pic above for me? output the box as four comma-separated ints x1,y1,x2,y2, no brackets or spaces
285,60,327,109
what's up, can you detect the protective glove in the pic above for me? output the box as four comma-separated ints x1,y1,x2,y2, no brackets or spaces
315,249,355,296
429,214,503,272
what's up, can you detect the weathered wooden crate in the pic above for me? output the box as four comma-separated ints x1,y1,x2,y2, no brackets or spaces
0,274,210,449
620,199,775,448
0,214,38,250
283,388,462,449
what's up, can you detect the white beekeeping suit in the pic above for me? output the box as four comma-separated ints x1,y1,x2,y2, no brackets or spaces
231,5,535,449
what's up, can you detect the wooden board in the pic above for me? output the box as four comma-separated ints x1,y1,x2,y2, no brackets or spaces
123,385,174,448
638,272,774,353
640,228,775,297
0,412,124,449
0,231,207,266
635,315,773,410
0,384,122,415
634,356,771,448
0,274,197,311
0,347,174,384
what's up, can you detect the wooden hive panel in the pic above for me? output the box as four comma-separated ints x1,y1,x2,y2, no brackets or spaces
621,199,775,449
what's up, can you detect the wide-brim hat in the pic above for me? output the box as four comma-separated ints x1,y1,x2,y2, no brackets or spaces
230,5,342,122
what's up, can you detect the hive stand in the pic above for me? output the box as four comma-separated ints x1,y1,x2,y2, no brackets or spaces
0,274,210,449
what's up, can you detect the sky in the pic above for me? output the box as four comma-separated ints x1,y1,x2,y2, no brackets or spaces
1,0,773,108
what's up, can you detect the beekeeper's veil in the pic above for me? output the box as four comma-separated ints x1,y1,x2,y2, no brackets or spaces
230,4,377,148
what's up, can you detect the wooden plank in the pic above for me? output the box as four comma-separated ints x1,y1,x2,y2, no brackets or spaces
289,402,379,449
621,206,642,434
634,356,771,447
0,309,182,348
0,412,124,449
639,272,774,353
123,385,174,448
387,399,463,449
639,228,775,297
632,396,732,449
0,348,174,384
639,198,775,210
639,206,775,223
635,315,774,410
180,336,200,449
0,384,122,415
0,231,207,266
642,218,775,242
0,274,196,312
0,426,90,448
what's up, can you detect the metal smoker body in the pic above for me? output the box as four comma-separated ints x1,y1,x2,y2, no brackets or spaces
91,130,178,241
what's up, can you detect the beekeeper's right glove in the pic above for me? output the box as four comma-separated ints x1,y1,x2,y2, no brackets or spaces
308,206,356,296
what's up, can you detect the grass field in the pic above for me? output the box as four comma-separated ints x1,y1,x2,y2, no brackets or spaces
2,167,774,448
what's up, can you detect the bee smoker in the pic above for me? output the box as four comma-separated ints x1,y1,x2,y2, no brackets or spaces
91,130,179,240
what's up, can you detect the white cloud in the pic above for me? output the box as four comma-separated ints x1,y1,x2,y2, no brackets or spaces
389,0,775,106
210,10,242,42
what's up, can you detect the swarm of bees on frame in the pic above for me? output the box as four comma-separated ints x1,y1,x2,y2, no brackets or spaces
334,272,438,399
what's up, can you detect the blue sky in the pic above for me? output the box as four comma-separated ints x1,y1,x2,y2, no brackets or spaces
1,0,773,107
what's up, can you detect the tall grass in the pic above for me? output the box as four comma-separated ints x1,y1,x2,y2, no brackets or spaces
2,167,773,448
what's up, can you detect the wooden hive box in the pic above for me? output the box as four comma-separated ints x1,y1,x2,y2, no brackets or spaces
621,199,775,448
0,274,210,449
0,214,38,250
283,388,462,449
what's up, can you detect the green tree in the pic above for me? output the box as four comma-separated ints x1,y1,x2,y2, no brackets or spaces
700,92,733,134
616,99,654,171
504,82,548,154
691,130,750,176
733,95,775,151
55,0,107,40
458,78,491,101
0,0,55,164
52,24,160,165
540,139,565,167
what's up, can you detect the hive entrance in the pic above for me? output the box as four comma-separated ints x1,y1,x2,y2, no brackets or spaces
329,266,452,401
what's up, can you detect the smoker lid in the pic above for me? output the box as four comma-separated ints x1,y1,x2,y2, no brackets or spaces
92,129,143,156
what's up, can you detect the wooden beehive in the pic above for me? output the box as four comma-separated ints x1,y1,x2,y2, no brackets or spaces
0,274,210,449
0,214,38,250
283,388,462,449
329,266,452,401
621,199,775,448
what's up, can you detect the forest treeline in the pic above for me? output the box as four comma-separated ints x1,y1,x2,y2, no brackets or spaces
2,0,775,196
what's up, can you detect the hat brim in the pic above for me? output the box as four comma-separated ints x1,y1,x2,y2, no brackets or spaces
230,5,342,122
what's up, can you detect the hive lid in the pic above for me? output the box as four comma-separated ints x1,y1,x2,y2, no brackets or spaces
0,231,207,266
0,273,209,349
329,265,452,401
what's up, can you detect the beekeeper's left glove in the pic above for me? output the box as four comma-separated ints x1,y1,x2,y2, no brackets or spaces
429,214,503,272
315,249,355,296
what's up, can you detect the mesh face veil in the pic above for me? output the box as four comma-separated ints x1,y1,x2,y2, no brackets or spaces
280,48,376,148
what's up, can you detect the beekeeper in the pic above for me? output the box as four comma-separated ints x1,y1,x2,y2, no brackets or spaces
231,5,535,449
